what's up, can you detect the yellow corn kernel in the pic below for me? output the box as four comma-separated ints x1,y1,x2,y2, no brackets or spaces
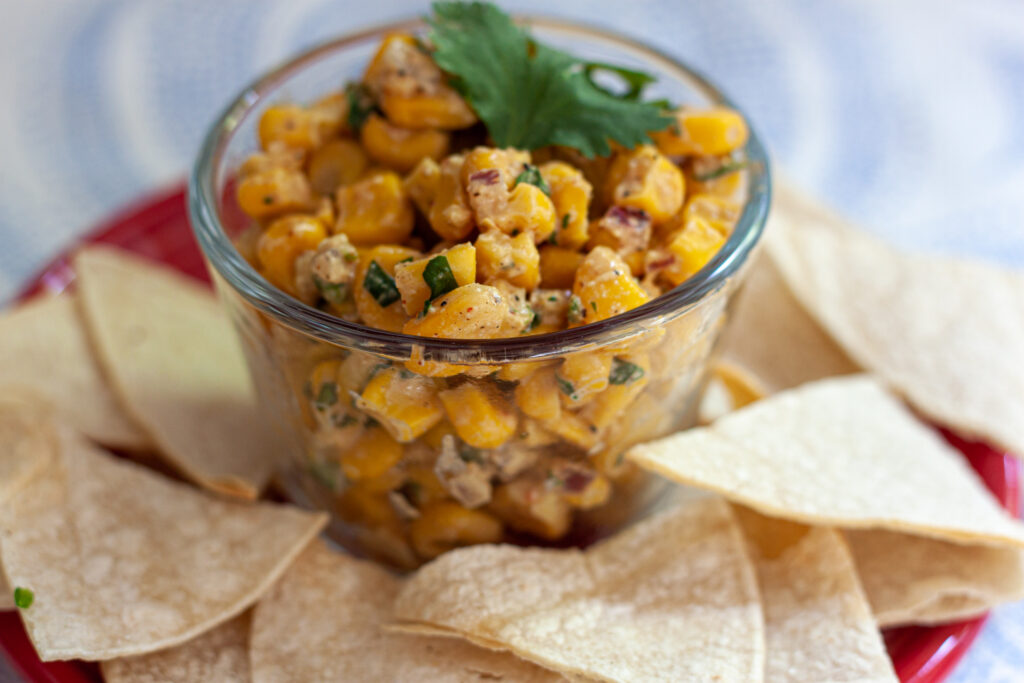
540,161,592,249
462,148,556,241
357,367,444,442
580,354,651,430
428,155,475,242
360,113,449,173
460,147,530,187
410,501,503,559
506,182,558,243
340,426,404,481
358,466,405,494
517,418,558,447
402,464,449,505
421,421,456,450
309,358,342,394
363,34,419,85
563,472,611,509
489,479,571,540
474,230,540,290
541,410,600,451
258,104,322,151
571,247,650,326
587,205,653,258
660,215,726,287
309,91,349,139
556,352,613,408
538,245,585,289
439,382,518,449
236,167,313,219
495,360,548,382
337,487,398,527
380,90,477,130
404,158,441,215
393,243,477,315
624,251,645,277
686,157,747,202
256,214,327,295
334,172,414,246
603,145,685,223
652,107,749,156
683,193,742,236
353,245,420,332
514,367,562,421
403,283,507,339
307,138,369,196
592,447,632,480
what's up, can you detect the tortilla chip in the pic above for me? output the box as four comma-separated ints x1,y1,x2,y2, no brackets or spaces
735,507,896,682
845,528,1024,627
628,375,1024,548
0,416,326,661
392,497,765,682
718,253,859,393
699,361,768,424
0,295,148,449
250,540,558,682
74,246,276,498
768,183,1024,458
101,612,250,683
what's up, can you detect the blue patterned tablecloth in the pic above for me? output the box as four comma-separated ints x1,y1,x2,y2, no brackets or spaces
1,1,1022,680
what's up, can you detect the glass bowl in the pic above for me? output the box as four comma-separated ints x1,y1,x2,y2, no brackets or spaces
189,16,771,569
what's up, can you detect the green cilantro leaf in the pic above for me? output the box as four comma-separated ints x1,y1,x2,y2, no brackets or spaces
427,2,673,157
567,294,584,324
555,374,578,400
513,164,551,195
314,382,339,410
363,261,401,307
345,82,378,132
693,159,748,182
422,255,459,302
313,275,349,307
13,587,33,609
609,357,645,385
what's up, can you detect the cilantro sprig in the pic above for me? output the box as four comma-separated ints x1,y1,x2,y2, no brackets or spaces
427,2,674,157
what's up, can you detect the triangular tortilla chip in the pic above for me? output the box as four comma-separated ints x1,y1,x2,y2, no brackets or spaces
734,507,896,682
0,295,148,450
74,246,277,498
719,253,858,393
0,415,326,661
845,528,1024,627
250,541,558,682
101,612,250,682
628,375,1024,548
768,183,1024,458
392,498,765,682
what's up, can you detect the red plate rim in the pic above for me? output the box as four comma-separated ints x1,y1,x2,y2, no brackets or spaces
1,184,1019,683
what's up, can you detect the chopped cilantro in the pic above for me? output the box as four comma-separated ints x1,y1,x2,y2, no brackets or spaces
547,295,558,302
694,159,748,182
513,164,551,195
555,374,578,400
567,294,584,324
363,261,401,307
427,2,673,156
525,307,540,332
309,460,341,491
13,587,33,609
422,255,459,302
590,300,597,312
313,275,349,307
343,251,359,262
547,229,558,245
546,470,565,488
609,357,645,385
561,213,570,229
314,382,339,409
335,413,359,428
459,445,484,464
345,82,378,131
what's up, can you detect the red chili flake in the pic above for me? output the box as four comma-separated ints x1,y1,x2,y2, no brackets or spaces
607,205,650,224
469,169,501,185
466,307,474,312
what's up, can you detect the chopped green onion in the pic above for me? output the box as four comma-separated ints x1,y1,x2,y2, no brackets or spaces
313,275,349,307
345,82,378,132
314,382,339,409
525,308,540,332
561,213,570,229
555,375,578,400
309,460,341,491
422,255,459,302
13,587,33,609
609,358,645,385
567,294,584,324
459,446,484,464
363,261,401,307
513,164,551,195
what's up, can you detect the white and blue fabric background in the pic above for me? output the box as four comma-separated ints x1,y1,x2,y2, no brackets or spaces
0,1,1022,680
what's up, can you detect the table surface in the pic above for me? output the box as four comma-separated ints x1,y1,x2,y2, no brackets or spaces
1,1,1023,680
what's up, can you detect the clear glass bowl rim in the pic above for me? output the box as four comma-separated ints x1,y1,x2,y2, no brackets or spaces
188,15,772,362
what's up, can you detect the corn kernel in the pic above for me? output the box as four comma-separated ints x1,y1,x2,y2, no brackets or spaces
237,167,313,219
562,472,611,509
580,354,650,430
541,410,600,451
258,104,322,151
335,172,414,246
380,90,477,130
357,367,444,442
361,113,449,173
340,426,404,481
410,501,503,559
653,107,749,156
683,194,742,236
514,367,562,421
556,352,613,409
475,230,540,290
660,215,726,287
571,247,650,326
393,243,477,315
438,382,518,449
404,158,441,215
540,161,592,249
256,214,327,295
428,155,475,242
538,245,584,289
353,245,420,332
489,479,571,540
403,283,508,339
307,138,369,196
604,145,684,223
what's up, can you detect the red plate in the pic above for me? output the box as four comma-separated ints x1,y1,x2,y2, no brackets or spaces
1,185,1019,682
